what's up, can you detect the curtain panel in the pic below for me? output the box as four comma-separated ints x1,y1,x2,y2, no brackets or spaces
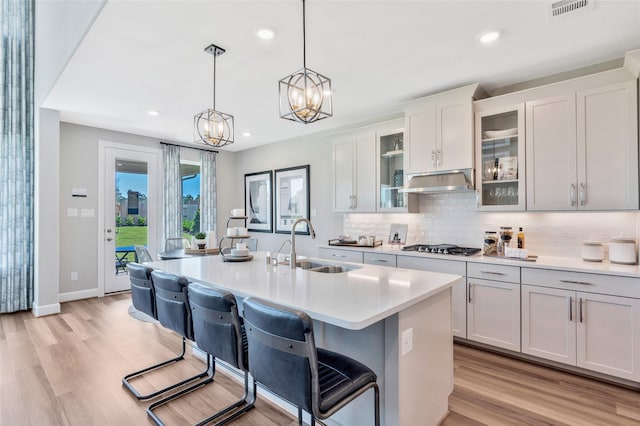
200,150,217,241
0,0,35,312
162,144,182,243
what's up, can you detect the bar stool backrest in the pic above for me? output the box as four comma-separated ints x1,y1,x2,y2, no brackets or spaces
151,270,193,341
242,297,317,414
127,262,156,319
134,245,154,263
188,283,247,371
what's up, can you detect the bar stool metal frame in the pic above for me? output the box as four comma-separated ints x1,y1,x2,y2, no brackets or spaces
243,297,380,426
122,268,213,401
147,283,256,426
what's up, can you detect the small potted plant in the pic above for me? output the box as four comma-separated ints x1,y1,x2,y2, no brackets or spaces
194,232,207,250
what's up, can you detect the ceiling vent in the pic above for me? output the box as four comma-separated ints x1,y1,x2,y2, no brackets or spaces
548,0,593,21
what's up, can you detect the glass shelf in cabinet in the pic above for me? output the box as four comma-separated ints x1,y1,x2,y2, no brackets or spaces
482,179,518,184
481,135,518,143
381,149,403,157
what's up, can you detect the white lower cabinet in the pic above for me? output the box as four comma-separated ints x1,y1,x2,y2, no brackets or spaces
467,278,520,351
521,285,577,364
521,268,640,382
397,256,467,338
577,292,640,381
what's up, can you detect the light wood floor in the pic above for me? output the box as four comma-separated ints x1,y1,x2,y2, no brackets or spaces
1,293,639,425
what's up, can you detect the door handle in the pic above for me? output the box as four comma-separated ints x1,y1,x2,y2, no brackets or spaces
106,237,113,242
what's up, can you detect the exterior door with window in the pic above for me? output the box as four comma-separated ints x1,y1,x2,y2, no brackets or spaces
101,143,160,294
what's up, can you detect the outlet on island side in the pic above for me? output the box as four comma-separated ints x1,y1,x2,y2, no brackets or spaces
401,328,413,356
71,272,78,281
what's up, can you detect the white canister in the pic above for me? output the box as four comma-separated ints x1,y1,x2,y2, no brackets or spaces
231,208,245,217
581,241,604,262
609,238,637,265
227,227,238,237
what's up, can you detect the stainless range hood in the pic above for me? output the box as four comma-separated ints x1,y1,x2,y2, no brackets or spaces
399,169,475,194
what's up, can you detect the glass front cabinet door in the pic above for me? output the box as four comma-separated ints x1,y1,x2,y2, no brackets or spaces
377,122,406,211
475,104,526,210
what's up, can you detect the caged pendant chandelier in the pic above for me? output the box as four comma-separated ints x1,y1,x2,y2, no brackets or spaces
194,44,234,147
279,0,332,124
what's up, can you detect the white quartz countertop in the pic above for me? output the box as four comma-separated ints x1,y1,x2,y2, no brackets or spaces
319,244,640,278
145,251,461,330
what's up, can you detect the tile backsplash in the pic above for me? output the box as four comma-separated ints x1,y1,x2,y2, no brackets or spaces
343,192,640,259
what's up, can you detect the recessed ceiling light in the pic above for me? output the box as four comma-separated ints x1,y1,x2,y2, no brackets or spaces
257,28,275,40
147,110,161,116
478,30,500,44
242,132,252,137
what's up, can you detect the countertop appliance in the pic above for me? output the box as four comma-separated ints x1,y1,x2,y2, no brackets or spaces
402,244,481,256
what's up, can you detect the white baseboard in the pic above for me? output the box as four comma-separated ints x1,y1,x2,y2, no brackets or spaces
58,288,99,303
32,302,61,317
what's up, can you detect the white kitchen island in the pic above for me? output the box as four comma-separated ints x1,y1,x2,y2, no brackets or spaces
146,251,461,426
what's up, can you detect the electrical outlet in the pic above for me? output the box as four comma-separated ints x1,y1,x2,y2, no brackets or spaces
71,272,78,281
401,328,413,356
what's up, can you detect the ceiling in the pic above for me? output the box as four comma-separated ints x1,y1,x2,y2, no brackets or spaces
43,0,640,152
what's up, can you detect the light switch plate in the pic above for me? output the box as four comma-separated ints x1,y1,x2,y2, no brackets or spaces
67,208,78,217
80,208,95,217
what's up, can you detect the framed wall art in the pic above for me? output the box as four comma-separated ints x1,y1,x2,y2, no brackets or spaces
244,170,272,233
274,165,310,234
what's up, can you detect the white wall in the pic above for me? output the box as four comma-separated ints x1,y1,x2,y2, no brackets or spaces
34,0,106,315
58,123,236,296
233,133,344,257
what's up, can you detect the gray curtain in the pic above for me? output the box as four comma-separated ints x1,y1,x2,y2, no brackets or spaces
200,150,217,240
0,0,35,312
162,144,182,243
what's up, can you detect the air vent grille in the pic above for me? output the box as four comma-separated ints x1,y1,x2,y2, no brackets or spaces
548,0,593,20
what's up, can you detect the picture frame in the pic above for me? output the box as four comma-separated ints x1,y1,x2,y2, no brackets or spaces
244,170,273,233
274,165,310,235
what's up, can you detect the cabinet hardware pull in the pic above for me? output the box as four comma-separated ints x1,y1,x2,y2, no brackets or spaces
569,296,573,322
569,183,576,207
579,182,586,207
431,150,436,169
436,149,441,168
579,298,584,323
468,284,472,303
559,279,593,286
480,271,505,276
331,254,346,258
370,259,387,263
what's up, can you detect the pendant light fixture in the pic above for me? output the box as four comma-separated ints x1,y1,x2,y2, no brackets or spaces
279,0,332,124
194,44,234,147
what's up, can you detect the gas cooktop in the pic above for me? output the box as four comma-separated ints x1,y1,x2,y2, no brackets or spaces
402,244,481,256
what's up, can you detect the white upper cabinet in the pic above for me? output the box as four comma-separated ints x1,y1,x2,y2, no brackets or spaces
576,80,638,210
475,104,526,211
332,131,376,212
527,79,638,210
402,84,485,175
525,94,577,210
376,120,407,212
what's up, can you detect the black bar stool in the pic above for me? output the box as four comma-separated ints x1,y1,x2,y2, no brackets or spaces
122,268,212,400
147,283,255,426
242,297,380,426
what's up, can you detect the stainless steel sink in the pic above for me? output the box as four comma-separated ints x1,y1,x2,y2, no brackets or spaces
297,260,359,273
